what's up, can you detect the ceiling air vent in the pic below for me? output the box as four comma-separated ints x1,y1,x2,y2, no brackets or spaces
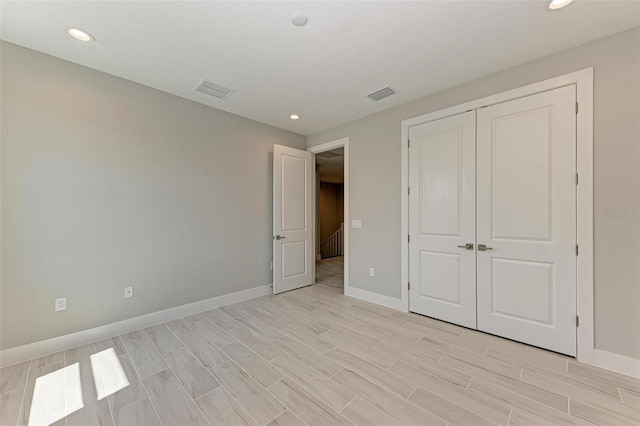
195,79,235,100
367,86,396,101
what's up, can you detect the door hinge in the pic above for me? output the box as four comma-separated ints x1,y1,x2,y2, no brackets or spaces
408,187,410,195
408,139,410,148
576,102,579,114
576,316,579,327
576,173,579,185
408,235,410,243
576,244,579,255
408,282,411,290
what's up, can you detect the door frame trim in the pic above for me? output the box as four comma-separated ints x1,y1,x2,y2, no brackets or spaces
400,68,594,364
308,138,350,294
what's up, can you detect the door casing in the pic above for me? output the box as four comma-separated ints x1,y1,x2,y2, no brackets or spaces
401,68,593,363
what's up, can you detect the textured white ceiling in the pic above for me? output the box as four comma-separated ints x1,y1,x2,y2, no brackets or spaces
1,1,638,135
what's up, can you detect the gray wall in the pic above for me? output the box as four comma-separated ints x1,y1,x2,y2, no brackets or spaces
0,42,305,349
307,28,640,360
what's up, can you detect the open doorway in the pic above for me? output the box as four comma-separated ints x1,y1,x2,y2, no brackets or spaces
308,138,349,294
316,148,344,289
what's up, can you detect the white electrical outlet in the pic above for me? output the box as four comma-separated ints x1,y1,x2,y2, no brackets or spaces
369,267,375,277
124,286,134,298
55,297,67,312
352,220,362,229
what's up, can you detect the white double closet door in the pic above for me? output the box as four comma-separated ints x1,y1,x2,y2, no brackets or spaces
409,85,577,356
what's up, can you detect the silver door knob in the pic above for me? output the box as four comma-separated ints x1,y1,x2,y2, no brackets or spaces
457,243,474,250
478,244,494,251
274,235,286,240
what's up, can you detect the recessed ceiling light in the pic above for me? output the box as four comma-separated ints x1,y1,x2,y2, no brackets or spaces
548,0,573,10
67,27,94,42
291,13,308,27
290,114,300,120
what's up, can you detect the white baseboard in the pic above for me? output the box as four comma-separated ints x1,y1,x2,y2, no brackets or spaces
345,286,407,312
0,284,272,368
585,349,640,379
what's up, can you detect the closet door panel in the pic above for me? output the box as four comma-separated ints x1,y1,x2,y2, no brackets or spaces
476,85,577,356
408,111,476,329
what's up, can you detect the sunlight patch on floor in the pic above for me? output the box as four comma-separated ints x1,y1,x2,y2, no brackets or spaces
29,363,83,425
90,347,129,401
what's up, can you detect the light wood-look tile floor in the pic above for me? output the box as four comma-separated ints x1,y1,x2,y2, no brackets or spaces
2,283,639,426
315,256,344,289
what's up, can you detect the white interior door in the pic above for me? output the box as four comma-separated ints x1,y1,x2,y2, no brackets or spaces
409,111,477,329
273,144,313,294
476,85,577,356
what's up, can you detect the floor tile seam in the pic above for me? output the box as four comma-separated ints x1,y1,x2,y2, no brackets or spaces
201,357,265,426
274,337,344,379
408,381,510,426
120,332,168,426
144,321,217,426
270,368,357,417
337,394,357,414
466,374,572,418
264,377,315,426
14,360,32,426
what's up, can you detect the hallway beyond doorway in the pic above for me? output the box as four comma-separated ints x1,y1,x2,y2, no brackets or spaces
315,256,343,290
